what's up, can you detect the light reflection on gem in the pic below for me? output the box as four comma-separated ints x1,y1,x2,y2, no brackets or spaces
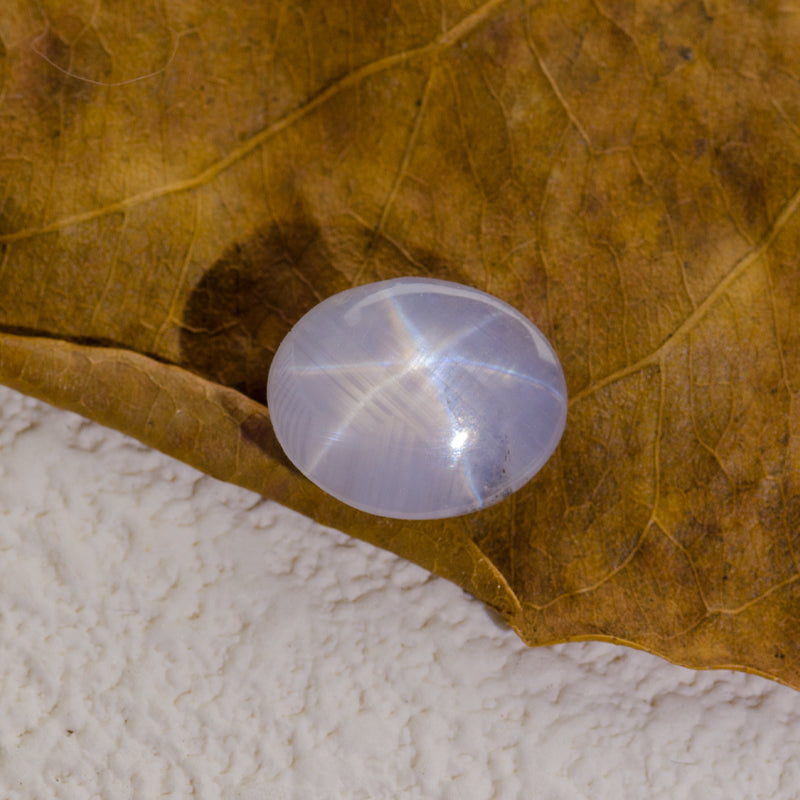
449,429,469,453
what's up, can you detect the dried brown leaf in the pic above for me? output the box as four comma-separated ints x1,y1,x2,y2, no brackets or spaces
1,0,799,686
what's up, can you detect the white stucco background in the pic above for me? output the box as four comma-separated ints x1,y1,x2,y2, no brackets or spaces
0,383,799,799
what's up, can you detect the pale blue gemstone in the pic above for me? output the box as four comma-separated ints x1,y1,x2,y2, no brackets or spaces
267,278,567,519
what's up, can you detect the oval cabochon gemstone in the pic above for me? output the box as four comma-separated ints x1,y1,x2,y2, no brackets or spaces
267,278,568,519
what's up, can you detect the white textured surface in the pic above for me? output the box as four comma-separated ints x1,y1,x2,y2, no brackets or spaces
1,383,799,799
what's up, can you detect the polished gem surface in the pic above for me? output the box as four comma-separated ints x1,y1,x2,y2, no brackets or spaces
267,278,567,519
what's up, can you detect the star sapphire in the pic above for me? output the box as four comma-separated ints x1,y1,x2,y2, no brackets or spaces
267,278,567,519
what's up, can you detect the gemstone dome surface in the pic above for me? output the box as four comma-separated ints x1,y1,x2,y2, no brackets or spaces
267,277,567,519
